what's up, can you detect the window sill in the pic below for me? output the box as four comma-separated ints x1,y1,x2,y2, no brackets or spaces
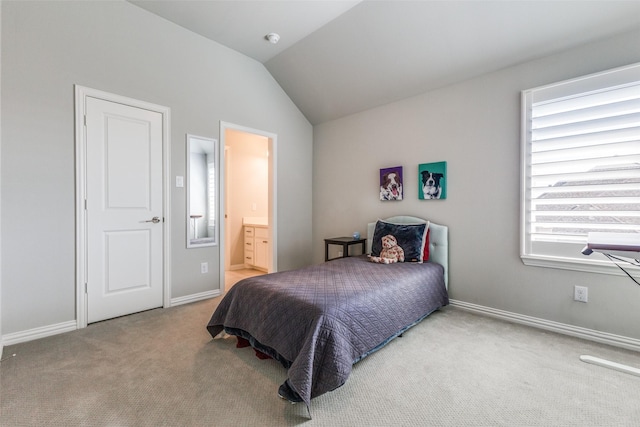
521,253,640,277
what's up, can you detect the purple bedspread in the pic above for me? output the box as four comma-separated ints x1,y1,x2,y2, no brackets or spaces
207,255,448,407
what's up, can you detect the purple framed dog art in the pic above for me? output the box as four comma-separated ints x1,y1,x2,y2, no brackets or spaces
379,166,403,201
418,161,447,200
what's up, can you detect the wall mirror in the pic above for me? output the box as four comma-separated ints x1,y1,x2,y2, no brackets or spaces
186,134,218,248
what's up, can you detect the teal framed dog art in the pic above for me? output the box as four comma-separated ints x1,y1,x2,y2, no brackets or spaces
418,162,446,200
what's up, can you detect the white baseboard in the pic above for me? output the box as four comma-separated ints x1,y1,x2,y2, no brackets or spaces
2,291,221,347
170,289,220,307
7,297,636,353
449,299,640,352
2,320,77,347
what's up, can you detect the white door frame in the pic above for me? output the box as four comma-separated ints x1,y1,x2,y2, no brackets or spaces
74,85,171,329
219,121,277,289
224,145,231,272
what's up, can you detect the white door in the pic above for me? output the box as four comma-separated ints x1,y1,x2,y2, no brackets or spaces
85,97,164,323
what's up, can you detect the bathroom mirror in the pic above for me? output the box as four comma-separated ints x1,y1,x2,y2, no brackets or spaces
186,134,218,248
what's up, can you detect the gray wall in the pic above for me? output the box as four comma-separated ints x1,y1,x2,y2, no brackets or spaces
1,1,312,335
313,29,640,340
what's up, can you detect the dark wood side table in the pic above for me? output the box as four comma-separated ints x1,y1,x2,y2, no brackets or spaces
324,237,367,261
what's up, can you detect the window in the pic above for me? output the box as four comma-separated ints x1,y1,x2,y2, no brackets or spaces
521,63,640,273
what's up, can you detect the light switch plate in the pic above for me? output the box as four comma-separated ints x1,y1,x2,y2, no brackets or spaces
176,176,184,187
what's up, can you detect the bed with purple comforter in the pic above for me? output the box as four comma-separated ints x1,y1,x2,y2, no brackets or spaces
207,217,449,409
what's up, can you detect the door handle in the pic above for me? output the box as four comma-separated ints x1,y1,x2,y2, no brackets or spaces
144,217,161,224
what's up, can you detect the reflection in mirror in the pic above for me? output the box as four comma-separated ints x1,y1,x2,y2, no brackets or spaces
187,134,217,248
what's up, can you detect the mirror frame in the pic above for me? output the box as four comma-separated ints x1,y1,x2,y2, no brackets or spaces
186,134,218,248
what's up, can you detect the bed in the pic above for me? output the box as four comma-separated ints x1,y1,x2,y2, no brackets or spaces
206,216,449,409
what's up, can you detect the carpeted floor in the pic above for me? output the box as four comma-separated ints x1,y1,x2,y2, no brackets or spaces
1,295,639,426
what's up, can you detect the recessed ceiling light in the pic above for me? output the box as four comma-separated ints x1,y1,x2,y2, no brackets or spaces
265,33,280,44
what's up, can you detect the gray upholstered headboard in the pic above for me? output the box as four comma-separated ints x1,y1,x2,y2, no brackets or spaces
367,216,449,289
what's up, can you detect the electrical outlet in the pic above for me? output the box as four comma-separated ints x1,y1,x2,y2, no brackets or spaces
338,250,343,257
574,285,588,303
201,262,208,274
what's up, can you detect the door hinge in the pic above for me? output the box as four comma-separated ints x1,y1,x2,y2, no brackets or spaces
84,283,88,294
83,115,87,127
84,199,87,210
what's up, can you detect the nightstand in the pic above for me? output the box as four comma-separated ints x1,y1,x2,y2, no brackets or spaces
324,237,367,261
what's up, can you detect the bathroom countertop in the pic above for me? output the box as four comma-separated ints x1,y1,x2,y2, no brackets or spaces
243,217,268,227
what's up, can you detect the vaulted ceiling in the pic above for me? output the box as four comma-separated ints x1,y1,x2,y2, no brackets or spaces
129,1,640,125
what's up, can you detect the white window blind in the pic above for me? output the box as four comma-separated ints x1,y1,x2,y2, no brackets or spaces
521,63,640,271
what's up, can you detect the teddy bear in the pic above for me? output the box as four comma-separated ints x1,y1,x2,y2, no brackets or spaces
369,234,405,264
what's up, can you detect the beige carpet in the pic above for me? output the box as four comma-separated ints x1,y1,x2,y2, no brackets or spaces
1,297,639,426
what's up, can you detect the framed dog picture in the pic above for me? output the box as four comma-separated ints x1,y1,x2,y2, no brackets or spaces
379,166,403,201
418,161,447,200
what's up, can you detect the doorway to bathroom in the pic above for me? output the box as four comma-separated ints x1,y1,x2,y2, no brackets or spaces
220,122,277,291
